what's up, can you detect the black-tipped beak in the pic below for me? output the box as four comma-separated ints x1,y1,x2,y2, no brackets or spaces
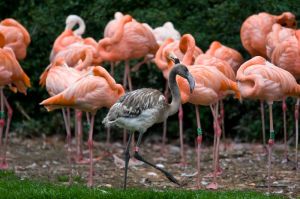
168,53,180,64
187,73,195,93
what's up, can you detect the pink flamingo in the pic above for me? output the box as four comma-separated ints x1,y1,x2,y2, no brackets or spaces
98,14,159,91
236,56,300,193
240,11,297,148
0,34,31,169
40,66,125,187
0,18,31,60
172,53,240,189
266,24,300,167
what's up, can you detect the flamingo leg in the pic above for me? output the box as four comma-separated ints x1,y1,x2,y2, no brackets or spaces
178,104,186,165
106,127,111,146
110,62,114,77
125,60,133,91
161,81,169,154
0,95,12,169
62,108,73,184
131,55,154,72
295,98,299,172
87,114,95,187
260,100,266,148
220,100,226,142
195,105,203,188
133,132,180,186
207,103,221,189
75,110,83,162
0,88,6,169
282,98,288,162
267,102,275,194
123,132,133,190
123,61,128,89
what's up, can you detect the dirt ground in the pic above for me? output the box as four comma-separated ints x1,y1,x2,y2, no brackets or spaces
2,135,299,198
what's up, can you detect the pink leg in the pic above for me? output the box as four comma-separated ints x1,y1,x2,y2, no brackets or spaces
62,108,73,184
125,60,133,91
87,114,95,187
161,81,169,154
282,98,288,162
207,103,221,189
131,55,154,72
75,110,83,162
260,100,266,148
123,61,127,89
195,105,203,188
295,99,299,172
0,88,6,169
220,100,226,141
178,104,186,165
0,96,13,169
267,102,274,194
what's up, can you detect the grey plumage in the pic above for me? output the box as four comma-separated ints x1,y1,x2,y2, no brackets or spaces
102,88,167,132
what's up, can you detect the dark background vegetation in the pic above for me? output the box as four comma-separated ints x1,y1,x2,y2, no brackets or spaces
0,0,299,145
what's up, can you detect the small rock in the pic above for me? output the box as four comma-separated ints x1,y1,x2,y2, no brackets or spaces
155,163,165,168
147,172,158,176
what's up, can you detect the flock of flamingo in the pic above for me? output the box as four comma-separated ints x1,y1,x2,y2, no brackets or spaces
0,11,299,192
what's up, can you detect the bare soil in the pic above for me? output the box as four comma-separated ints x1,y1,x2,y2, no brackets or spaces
2,135,299,198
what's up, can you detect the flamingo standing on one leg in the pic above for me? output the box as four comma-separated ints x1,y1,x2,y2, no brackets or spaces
240,11,297,148
236,56,300,193
40,66,124,187
102,62,195,190
195,53,236,145
155,34,202,163
0,18,31,60
0,36,31,169
170,54,240,189
39,58,84,181
266,24,300,167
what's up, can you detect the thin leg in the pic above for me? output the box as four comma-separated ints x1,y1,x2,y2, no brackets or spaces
161,81,169,154
126,60,133,91
123,129,127,146
260,100,266,148
134,132,180,185
131,55,154,72
123,132,133,190
295,98,299,172
267,102,274,194
195,105,203,188
178,105,186,165
110,62,114,77
1,95,12,169
86,112,91,125
207,103,221,189
282,98,288,162
62,109,73,184
123,61,128,89
106,127,111,145
0,88,6,169
220,100,226,141
75,110,83,162
87,114,95,187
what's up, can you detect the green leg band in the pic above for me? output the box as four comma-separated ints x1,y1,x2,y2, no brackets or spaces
0,111,5,119
197,128,202,136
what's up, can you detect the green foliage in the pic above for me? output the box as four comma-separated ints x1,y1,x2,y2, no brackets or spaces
0,0,299,143
0,170,285,199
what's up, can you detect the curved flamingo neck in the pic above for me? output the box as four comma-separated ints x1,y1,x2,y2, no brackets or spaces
179,34,196,65
98,15,132,61
65,15,86,36
155,38,174,72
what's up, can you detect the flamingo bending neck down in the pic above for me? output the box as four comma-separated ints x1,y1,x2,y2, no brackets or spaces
102,61,195,189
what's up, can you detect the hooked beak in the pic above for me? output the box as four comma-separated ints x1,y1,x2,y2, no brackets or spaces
167,53,180,64
187,73,195,93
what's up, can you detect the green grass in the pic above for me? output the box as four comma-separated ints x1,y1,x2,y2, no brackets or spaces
0,170,286,199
